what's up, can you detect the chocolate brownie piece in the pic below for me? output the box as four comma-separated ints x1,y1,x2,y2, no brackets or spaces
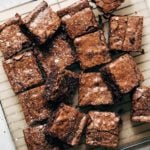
74,31,111,69
109,16,143,52
18,85,51,125
46,104,88,146
93,0,123,14
101,54,143,94
132,86,150,122
0,15,32,59
58,0,98,39
44,69,79,103
35,33,75,76
22,1,60,45
79,73,113,106
3,51,43,93
24,125,60,150
86,111,120,148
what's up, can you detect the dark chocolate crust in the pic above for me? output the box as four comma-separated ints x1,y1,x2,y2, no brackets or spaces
18,85,51,125
3,51,43,93
44,69,79,103
79,73,113,106
132,86,150,122
23,125,60,150
74,30,111,69
35,33,75,76
93,0,123,13
46,104,88,146
109,16,143,52
0,15,32,59
101,54,143,94
86,111,120,148
59,0,98,39
22,1,61,45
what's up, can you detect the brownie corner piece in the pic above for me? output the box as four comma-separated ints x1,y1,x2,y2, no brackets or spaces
86,111,121,148
93,0,123,13
101,54,143,94
132,86,150,122
79,72,113,106
74,30,111,69
18,85,51,125
59,0,98,39
109,16,143,52
0,15,32,59
44,69,79,103
23,125,60,150
3,51,43,93
46,104,88,146
22,1,61,45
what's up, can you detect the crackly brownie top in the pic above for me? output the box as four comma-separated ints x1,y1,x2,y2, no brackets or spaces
74,31,111,69
79,73,113,106
132,86,150,111
47,104,87,145
36,34,75,76
88,111,120,135
23,1,61,44
24,125,59,150
0,15,31,59
93,0,123,13
3,51,43,93
57,0,89,17
60,0,98,39
18,85,51,125
106,54,143,93
109,16,143,52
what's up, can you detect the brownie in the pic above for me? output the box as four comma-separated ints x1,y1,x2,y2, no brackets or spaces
101,54,143,94
0,15,32,59
22,1,60,45
44,69,79,103
24,125,60,150
109,16,143,52
93,0,123,14
18,85,51,125
3,51,43,93
46,104,88,146
79,73,113,106
86,111,120,148
58,0,98,39
132,86,150,122
74,31,111,69
35,33,75,76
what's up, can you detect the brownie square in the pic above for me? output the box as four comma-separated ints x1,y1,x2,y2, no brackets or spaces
93,0,123,13
3,51,43,93
24,125,60,150
44,69,79,103
79,73,113,106
86,111,120,148
18,85,51,125
46,104,88,146
0,15,32,59
101,54,143,94
22,1,60,45
132,86,150,122
58,0,98,39
35,33,75,76
109,16,143,52
74,31,111,69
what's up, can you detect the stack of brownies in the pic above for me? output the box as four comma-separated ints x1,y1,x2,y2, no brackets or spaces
0,0,150,149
